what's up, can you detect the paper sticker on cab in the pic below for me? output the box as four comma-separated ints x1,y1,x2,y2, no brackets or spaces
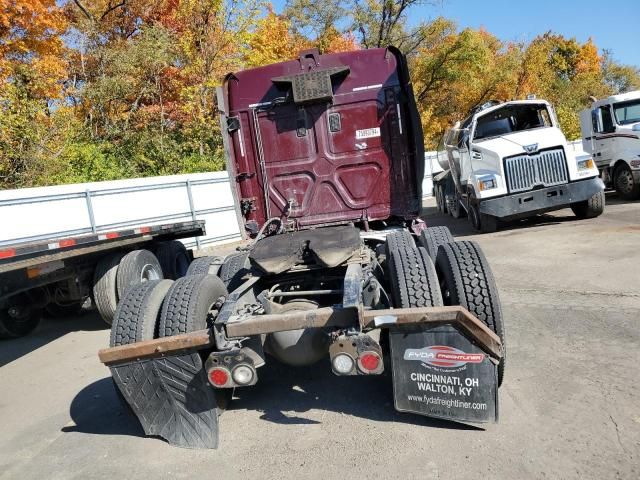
355,127,381,139
404,345,485,369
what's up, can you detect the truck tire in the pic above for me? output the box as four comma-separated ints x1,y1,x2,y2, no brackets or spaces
93,252,125,325
116,249,163,299
109,278,221,449
385,229,416,254
468,196,498,233
159,274,228,338
435,184,445,213
109,280,173,347
219,252,250,292
419,226,454,262
0,296,42,339
155,241,191,280
187,256,224,276
158,274,232,411
571,190,605,219
435,241,505,386
448,194,465,219
386,238,443,309
614,164,640,200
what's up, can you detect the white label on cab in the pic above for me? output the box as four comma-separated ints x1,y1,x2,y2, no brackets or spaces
355,127,381,139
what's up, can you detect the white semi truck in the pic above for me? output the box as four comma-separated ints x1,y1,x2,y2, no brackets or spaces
434,99,605,232
580,91,640,200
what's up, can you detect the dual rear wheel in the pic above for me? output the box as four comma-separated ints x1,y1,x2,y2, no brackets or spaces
110,273,229,448
386,228,505,386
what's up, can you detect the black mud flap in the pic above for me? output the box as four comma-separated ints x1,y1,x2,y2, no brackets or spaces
111,352,220,449
389,325,498,423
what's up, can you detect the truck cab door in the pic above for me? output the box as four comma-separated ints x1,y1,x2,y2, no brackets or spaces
580,109,595,154
457,129,473,183
592,105,616,165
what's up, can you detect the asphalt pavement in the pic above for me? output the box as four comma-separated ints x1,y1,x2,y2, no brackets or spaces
1,194,638,479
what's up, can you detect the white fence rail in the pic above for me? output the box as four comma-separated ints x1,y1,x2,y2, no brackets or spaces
0,172,241,249
9,143,583,250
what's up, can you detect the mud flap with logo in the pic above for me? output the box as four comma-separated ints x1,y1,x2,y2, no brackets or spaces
389,324,498,423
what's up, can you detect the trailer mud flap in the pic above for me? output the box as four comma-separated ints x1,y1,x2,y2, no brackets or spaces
110,352,220,449
389,325,498,423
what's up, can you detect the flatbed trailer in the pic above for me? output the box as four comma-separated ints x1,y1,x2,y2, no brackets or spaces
0,221,204,338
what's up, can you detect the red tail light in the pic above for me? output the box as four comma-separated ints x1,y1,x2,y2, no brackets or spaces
359,352,381,373
209,368,230,387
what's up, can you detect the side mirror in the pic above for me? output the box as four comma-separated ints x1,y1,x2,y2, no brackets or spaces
591,109,602,133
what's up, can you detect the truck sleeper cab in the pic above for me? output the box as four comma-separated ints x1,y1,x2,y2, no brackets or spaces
580,90,640,200
435,100,605,232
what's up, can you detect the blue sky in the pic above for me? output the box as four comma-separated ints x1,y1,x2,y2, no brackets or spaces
272,0,638,66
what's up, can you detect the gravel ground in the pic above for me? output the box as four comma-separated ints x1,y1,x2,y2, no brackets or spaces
1,194,638,480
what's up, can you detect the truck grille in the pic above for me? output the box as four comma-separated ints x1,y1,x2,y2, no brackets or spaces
504,148,568,193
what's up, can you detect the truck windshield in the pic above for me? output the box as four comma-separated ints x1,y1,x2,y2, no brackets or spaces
613,100,640,125
474,104,552,141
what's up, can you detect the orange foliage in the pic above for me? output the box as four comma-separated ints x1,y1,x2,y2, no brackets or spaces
0,0,67,97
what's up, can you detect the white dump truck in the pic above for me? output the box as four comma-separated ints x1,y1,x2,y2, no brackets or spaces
433,99,605,232
580,91,640,200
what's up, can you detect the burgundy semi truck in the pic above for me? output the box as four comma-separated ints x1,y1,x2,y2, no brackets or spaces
100,47,506,448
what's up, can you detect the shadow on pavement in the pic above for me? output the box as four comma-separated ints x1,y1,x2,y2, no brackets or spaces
230,359,482,431
422,202,581,237
421,190,629,237
66,359,480,443
0,310,108,367
62,376,144,438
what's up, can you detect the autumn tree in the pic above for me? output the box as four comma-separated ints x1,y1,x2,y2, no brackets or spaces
0,0,69,188
412,23,522,147
1,1,638,188
517,34,610,138
601,50,640,95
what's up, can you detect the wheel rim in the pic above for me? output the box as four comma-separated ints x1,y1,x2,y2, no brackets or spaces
617,169,634,194
140,264,161,282
2,304,39,335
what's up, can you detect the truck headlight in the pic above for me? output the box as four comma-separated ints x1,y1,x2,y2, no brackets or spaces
478,177,497,191
577,158,595,171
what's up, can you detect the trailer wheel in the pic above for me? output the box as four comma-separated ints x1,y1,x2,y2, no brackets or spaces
116,249,163,299
419,226,454,262
219,252,250,292
436,241,505,386
93,252,125,325
159,274,231,411
187,256,224,276
0,296,42,339
571,190,605,219
386,233,443,309
155,241,191,280
614,164,640,200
